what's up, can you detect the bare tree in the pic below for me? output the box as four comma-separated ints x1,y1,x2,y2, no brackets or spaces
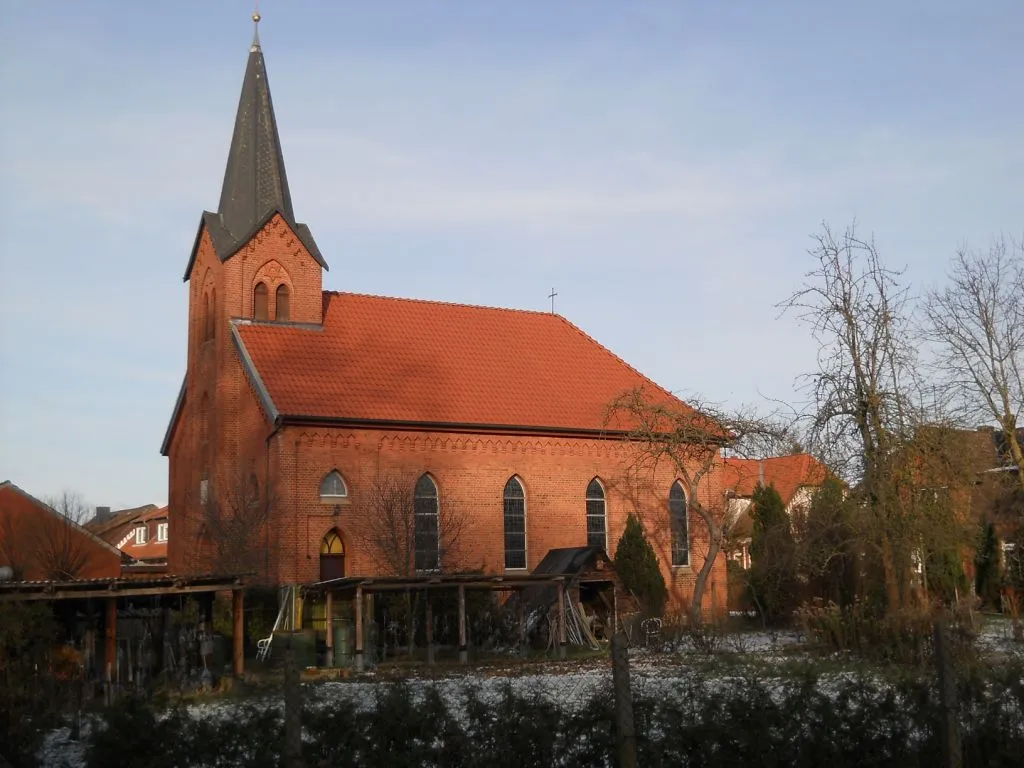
35,491,94,580
779,221,965,612
924,237,1024,490
779,221,918,479
607,388,789,624
190,468,277,576
363,471,470,577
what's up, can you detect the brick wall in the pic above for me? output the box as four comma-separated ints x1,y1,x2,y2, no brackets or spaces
264,427,727,615
166,215,727,616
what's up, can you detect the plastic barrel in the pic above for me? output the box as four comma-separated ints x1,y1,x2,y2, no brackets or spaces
333,621,352,667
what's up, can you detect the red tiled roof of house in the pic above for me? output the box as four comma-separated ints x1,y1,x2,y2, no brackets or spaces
234,292,694,432
721,454,829,507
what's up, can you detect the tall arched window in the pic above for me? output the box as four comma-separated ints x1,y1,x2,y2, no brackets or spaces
414,474,439,572
669,481,689,566
198,392,209,446
202,292,211,341
275,284,290,322
319,470,348,499
586,478,607,550
208,288,216,340
319,529,345,581
253,282,269,320
503,477,527,569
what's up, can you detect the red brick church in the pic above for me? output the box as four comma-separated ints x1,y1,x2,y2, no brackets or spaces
161,23,726,613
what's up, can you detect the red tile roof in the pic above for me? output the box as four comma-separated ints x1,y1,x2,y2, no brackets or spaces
721,454,829,507
234,292,693,432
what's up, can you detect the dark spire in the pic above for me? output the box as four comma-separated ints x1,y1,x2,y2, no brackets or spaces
217,19,295,241
183,15,327,281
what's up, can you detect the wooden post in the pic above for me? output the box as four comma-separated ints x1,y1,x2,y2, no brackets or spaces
325,590,334,664
426,594,435,666
283,638,304,768
611,632,637,768
458,584,468,664
232,589,245,677
105,597,117,688
933,619,962,768
201,593,214,630
557,579,567,660
354,584,364,672
518,594,527,658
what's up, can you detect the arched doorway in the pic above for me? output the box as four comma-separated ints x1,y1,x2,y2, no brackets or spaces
319,529,345,581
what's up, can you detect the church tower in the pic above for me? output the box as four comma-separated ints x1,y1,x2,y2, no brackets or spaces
163,14,327,575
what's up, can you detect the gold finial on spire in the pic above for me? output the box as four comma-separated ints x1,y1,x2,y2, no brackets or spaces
251,2,262,51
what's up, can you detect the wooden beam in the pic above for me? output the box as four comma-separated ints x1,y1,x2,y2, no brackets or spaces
557,579,567,660
426,595,435,666
354,584,364,672
0,583,237,602
518,596,526,658
105,597,117,685
232,589,244,677
458,583,467,664
325,591,334,656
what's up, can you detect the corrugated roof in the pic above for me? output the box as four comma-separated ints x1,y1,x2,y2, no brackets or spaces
234,292,692,431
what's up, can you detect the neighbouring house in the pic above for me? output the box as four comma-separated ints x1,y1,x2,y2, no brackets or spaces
722,454,830,571
85,503,159,550
114,506,170,568
159,21,728,616
0,481,127,580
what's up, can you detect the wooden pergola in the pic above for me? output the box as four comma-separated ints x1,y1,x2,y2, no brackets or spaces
0,573,248,677
305,573,574,669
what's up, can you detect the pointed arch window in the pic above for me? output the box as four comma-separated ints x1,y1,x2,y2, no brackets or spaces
319,470,348,499
319,529,345,581
208,288,216,340
414,474,440,572
275,284,290,322
253,282,269,320
503,477,527,569
202,292,211,341
669,481,689,567
198,393,210,447
586,478,607,550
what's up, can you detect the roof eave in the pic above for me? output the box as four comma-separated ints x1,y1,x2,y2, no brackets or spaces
274,413,632,440
231,322,280,423
160,377,187,457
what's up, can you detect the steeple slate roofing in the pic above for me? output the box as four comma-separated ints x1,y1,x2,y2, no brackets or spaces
182,38,326,280
218,41,294,239
233,292,694,432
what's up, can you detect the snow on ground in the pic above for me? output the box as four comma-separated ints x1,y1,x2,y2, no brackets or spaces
37,619,1024,768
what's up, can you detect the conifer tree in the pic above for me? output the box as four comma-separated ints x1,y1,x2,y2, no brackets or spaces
749,483,798,624
614,514,667,617
974,521,1002,608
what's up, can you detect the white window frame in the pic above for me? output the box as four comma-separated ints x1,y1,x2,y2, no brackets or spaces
503,476,528,571
319,470,349,501
157,523,168,543
135,526,147,546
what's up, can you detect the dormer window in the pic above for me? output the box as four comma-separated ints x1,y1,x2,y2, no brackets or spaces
275,284,290,321
157,523,168,543
254,282,269,320
135,525,147,546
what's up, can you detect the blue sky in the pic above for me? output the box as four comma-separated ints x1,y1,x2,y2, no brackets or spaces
0,1,1021,509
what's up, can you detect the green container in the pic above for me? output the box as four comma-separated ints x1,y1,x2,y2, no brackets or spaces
210,633,228,673
332,621,353,667
272,630,317,668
